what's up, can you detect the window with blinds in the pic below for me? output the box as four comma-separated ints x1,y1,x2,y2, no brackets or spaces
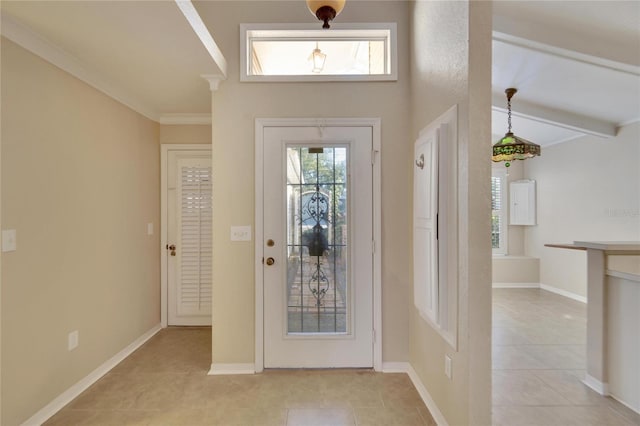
178,165,212,316
492,169,508,255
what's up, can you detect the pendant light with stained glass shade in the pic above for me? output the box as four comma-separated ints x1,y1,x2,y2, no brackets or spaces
492,88,541,168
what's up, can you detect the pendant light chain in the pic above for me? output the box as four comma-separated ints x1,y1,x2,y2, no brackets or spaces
507,95,512,134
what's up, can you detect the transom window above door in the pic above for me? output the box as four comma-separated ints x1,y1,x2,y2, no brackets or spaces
240,23,397,82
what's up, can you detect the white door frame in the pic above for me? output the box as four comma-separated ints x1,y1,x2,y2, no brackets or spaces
160,144,212,328
254,118,382,372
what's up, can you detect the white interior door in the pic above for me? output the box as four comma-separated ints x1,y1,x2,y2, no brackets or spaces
262,126,373,368
167,150,212,326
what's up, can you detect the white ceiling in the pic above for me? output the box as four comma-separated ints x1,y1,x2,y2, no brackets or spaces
1,0,638,144
492,0,640,146
0,0,224,121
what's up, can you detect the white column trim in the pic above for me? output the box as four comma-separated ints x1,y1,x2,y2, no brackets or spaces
201,74,226,92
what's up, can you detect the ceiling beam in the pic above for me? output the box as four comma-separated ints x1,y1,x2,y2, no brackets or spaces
175,0,227,78
491,92,617,138
493,16,640,77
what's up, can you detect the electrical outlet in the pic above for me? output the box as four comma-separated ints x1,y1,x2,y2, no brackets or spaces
68,330,79,351
445,354,452,379
2,229,17,252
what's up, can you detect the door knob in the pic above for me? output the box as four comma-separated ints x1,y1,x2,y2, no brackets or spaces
168,244,176,256
265,257,275,266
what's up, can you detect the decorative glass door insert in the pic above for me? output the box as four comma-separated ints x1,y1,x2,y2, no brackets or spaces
262,124,373,368
286,146,348,334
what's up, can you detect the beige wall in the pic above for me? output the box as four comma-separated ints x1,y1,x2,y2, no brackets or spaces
1,38,160,425
492,256,539,284
159,124,211,145
409,1,492,425
524,122,640,297
194,1,413,365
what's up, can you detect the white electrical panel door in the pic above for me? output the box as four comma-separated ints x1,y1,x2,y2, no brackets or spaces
413,127,439,324
510,180,536,225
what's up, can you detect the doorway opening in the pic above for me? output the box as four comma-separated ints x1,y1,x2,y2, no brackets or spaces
161,144,212,327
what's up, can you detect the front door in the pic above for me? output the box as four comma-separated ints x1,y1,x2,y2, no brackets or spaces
262,126,373,368
166,149,212,326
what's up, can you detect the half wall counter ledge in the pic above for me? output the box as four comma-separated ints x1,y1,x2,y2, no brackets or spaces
546,241,640,414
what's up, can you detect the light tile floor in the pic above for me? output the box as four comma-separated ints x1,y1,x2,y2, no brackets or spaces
43,289,640,425
492,288,640,426
45,327,436,426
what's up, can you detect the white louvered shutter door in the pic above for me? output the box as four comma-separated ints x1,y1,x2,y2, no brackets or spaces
176,159,212,317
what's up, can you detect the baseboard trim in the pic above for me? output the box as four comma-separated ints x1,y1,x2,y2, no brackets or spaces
540,283,587,303
21,323,162,426
583,374,609,396
208,363,255,375
381,362,448,426
492,282,540,288
608,392,640,415
381,362,411,373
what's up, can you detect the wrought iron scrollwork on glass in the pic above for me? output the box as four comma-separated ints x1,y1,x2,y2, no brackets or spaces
300,184,331,306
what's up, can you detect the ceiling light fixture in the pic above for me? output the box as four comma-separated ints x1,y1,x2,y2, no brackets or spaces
492,88,541,168
306,0,346,29
309,42,327,73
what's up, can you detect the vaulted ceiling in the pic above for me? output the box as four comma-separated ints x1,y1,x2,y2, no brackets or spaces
1,1,638,145
492,1,640,147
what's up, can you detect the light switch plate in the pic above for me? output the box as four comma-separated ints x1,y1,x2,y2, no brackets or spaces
68,330,79,351
147,223,154,235
2,229,17,252
445,354,452,379
230,226,251,241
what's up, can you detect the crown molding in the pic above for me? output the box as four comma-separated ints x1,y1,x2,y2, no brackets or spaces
1,13,160,122
159,113,212,125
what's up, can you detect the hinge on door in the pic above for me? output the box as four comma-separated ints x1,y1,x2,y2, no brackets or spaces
372,240,376,254
371,150,379,165
373,329,377,344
